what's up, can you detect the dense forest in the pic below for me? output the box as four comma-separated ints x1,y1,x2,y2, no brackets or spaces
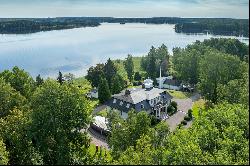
0,38,249,165
175,18,249,37
0,18,100,34
0,17,248,36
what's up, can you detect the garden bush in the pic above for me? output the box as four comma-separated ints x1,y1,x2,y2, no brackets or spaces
184,115,191,121
181,120,187,125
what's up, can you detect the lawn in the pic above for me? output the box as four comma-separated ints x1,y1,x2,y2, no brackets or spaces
192,99,206,118
96,108,109,117
167,90,193,99
88,143,112,161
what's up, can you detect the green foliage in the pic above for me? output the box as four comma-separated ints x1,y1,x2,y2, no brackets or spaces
175,19,249,37
57,71,64,85
181,120,188,125
172,38,248,105
188,109,193,119
116,135,155,165
86,63,105,88
141,44,170,80
0,138,9,165
72,77,92,94
124,54,134,82
198,51,245,103
30,80,92,165
184,116,191,121
134,72,142,81
203,38,249,61
0,109,43,165
108,110,152,159
217,70,249,106
167,90,192,99
110,74,126,95
98,77,111,104
104,58,117,88
163,103,249,165
170,101,178,110
64,73,75,83
172,45,207,84
35,74,44,87
0,77,27,118
167,105,176,115
0,66,35,99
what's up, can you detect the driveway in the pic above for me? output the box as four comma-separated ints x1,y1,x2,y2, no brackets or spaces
165,92,201,131
88,127,109,149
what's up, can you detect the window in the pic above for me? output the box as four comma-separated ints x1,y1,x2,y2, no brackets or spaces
126,103,130,108
141,104,144,109
113,99,117,103
120,101,123,106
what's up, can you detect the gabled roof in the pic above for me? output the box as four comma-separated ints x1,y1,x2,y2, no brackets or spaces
112,87,168,104
163,78,182,86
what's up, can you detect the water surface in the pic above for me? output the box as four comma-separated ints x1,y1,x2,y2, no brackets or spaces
0,23,248,78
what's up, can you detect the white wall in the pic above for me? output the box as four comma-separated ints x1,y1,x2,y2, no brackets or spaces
163,84,181,90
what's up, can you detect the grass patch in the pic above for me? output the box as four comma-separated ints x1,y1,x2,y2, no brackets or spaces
89,99,99,109
167,90,193,99
192,99,206,118
96,108,108,117
88,143,112,161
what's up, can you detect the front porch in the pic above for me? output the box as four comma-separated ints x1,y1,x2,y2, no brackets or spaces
152,104,169,120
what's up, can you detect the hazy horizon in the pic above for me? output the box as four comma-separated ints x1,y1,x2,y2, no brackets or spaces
0,0,248,19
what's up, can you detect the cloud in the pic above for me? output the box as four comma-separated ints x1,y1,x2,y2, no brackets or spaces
0,0,248,18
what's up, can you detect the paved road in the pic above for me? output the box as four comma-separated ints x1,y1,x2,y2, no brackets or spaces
165,92,201,131
88,127,109,149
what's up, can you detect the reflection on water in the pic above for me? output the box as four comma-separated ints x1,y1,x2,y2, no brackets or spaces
0,23,248,78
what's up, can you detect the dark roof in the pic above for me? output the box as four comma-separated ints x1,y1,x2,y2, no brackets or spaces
163,78,182,86
112,87,166,104
106,98,135,113
106,88,173,113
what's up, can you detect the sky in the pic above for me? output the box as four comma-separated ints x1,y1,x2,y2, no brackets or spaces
0,0,249,18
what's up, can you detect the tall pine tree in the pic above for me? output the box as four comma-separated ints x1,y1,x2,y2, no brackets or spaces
124,54,134,83
98,77,111,104
104,58,117,88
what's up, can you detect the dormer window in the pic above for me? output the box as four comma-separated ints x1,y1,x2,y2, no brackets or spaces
126,104,130,108
113,99,117,103
120,101,123,106
141,104,144,109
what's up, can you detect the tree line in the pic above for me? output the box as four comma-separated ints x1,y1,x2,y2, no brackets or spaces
0,17,248,36
175,18,249,37
172,38,249,105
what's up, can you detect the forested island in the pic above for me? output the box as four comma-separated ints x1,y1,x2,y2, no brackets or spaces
0,17,248,36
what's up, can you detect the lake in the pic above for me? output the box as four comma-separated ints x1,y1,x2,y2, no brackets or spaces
0,23,248,78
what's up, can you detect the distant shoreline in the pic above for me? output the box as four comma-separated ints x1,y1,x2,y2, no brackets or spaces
0,17,248,37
